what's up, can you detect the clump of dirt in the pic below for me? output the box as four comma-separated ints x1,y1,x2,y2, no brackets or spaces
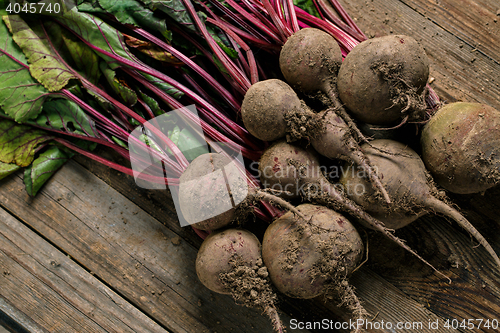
219,255,285,332
371,60,428,124
284,101,324,142
220,255,277,309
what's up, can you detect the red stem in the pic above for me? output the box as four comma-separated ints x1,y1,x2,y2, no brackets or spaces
128,70,262,161
218,0,284,44
133,27,242,113
294,7,358,52
316,0,366,42
285,0,300,32
327,0,367,40
181,0,251,92
261,0,292,41
207,18,259,84
55,138,180,185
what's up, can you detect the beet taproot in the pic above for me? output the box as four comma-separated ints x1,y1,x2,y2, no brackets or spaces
279,28,342,97
279,28,371,146
340,139,500,268
196,228,285,332
242,79,390,203
258,140,448,278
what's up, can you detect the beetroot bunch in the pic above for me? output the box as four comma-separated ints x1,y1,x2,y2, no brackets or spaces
190,24,500,333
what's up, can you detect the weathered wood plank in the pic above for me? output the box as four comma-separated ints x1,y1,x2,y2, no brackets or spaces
306,267,460,333
338,0,500,110
399,0,500,63
73,152,204,250
0,206,168,333
364,216,500,332
0,297,47,333
0,164,309,333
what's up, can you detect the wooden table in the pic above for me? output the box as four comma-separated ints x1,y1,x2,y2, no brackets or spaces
1,0,500,332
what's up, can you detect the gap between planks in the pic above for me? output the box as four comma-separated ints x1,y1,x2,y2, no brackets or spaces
0,206,169,333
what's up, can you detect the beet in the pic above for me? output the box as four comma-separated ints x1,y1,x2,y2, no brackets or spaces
279,28,342,97
337,35,429,126
421,102,500,194
179,152,304,231
240,79,299,142
262,204,364,298
340,139,500,267
258,140,449,278
262,204,365,331
279,28,371,146
242,79,390,203
196,228,285,332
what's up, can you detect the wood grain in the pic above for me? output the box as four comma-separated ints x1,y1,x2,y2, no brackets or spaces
0,207,168,333
399,0,500,63
0,297,47,333
364,215,500,332
0,163,309,333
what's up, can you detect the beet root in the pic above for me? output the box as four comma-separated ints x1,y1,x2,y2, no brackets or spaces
241,79,300,142
421,102,500,194
242,79,390,202
340,139,500,268
258,140,447,279
196,228,285,332
262,204,366,331
179,152,305,231
179,153,245,230
258,140,321,199
337,35,429,125
279,28,342,95
311,109,391,203
279,27,372,148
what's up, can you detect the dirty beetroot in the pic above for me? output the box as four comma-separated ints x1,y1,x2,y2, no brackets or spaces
262,204,367,331
195,229,286,332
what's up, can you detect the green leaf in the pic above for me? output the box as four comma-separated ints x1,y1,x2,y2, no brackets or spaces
140,0,199,33
96,0,171,40
52,9,183,98
165,125,207,161
5,15,77,92
293,0,320,18
100,62,138,106
51,9,134,70
0,18,50,122
0,118,53,167
61,30,101,84
28,98,99,137
143,72,184,99
111,136,128,149
77,0,103,12
206,25,238,59
138,89,165,116
24,145,71,196
176,128,208,161
124,35,181,64
0,161,20,181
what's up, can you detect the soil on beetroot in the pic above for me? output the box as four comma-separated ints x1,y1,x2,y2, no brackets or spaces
219,255,277,310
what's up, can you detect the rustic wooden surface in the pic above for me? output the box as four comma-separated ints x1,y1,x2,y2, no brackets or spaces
1,0,500,332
